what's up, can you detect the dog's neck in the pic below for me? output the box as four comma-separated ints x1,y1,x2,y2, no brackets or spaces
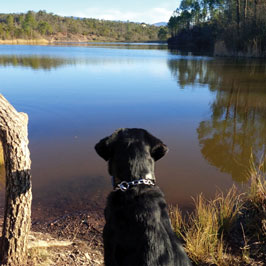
112,173,155,191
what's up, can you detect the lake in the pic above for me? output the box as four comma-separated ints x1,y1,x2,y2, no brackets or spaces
0,43,265,221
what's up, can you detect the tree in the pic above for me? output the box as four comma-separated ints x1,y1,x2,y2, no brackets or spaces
22,11,37,38
6,15,14,31
0,24,4,39
37,21,53,35
168,0,266,55
158,27,168,40
0,10,161,42
168,15,181,38
0,94,32,265
125,30,134,41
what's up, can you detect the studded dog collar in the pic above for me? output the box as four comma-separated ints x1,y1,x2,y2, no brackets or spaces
113,178,155,192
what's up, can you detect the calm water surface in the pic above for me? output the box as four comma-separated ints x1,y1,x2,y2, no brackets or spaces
0,44,265,220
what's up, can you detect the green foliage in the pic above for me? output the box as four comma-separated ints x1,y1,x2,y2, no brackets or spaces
6,15,14,29
0,24,4,39
0,10,161,42
158,27,168,40
168,0,266,56
22,11,37,38
37,21,53,35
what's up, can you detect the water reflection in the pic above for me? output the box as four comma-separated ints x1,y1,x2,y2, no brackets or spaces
52,42,168,50
0,55,75,70
168,58,266,182
0,52,164,70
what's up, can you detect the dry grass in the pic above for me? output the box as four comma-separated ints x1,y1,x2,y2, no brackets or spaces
28,247,53,266
170,154,266,266
0,39,49,45
171,188,240,265
247,153,266,204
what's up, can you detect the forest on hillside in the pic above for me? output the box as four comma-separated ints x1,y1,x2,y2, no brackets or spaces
0,10,164,42
168,0,266,57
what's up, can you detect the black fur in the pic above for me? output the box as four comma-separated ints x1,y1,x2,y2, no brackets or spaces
95,128,191,266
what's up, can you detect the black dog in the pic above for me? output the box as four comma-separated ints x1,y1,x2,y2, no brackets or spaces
95,128,191,266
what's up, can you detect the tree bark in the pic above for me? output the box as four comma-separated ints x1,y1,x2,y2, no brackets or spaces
243,0,248,28
244,0,248,20
0,94,32,265
254,0,258,23
236,0,241,36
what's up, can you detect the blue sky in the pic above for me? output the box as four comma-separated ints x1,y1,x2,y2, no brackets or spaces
1,0,180,24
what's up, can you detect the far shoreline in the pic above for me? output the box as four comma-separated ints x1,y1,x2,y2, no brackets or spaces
1,39,263,59
0,39,166,45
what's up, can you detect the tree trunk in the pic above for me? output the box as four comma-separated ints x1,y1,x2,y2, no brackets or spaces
244,0,248,19
244,0,248,27
0,95,32,265
254,0,258,23
236,0,241,36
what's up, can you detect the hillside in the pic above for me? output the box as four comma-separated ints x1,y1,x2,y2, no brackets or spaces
0,10,163,43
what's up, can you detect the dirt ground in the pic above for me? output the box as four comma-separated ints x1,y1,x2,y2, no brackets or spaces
0,209,105,266
30,210,105,265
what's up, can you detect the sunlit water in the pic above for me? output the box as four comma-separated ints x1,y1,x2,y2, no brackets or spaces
0,44,265,220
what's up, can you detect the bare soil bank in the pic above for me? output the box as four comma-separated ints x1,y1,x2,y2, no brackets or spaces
0,210,105,266
0,32,157,45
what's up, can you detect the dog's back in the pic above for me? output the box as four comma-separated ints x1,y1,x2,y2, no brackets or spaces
104,185,191,266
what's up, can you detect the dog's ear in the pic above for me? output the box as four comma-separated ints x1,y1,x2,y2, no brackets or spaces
145,131,169,161
95,137,113,161
95,129,123,161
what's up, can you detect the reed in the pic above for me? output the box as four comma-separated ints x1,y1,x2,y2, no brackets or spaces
170,153,266,265
0,39,49,45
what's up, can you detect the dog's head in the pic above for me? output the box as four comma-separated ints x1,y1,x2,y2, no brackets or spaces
95,128,168,184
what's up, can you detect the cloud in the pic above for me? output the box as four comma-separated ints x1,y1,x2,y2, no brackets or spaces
64,7,173,24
